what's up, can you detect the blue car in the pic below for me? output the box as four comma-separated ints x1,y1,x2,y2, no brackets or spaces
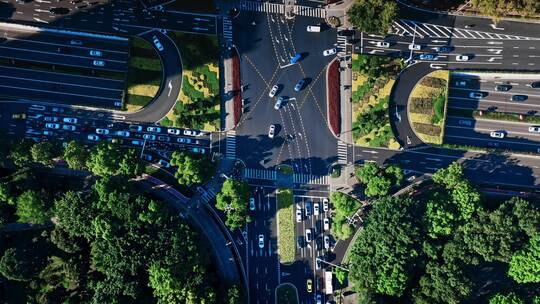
294,79,305,92
290,53,301,64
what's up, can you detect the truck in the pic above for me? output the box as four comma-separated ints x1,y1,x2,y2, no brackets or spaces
325,271,333,295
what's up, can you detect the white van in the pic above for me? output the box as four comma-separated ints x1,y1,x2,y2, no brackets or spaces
307,25,321,32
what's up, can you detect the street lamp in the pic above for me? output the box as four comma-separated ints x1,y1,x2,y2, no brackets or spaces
406,24,418,64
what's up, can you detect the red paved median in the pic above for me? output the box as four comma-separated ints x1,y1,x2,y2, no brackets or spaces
231,49,242,126
327,58,341,136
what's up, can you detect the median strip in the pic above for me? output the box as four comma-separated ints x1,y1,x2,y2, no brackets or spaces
276,188,295,264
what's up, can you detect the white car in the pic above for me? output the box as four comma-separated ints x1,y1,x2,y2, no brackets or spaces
305,229,312,242
324,235,330,249
258,234,265,248
249,198,256,211
490,131,505,138
116,130,130,137
63,117,77,124
87,134,99,141
152,35,164,51
408,44,421,50
45,123,60,129
296,209,302,222
268,124,276,138
96,128,109,135
62,125,76,131
528,126,540,133
469,92,484,99
147,126,161,133
455,80,467,87
89,50,102,57
183,129,199,136
92,60,105,67
323,48,337,56
177,137,192,144
43,130,53,136
322,198,329,212
375,41,390,48
143,134,156,140
158,159,170,168
323,218,330,231
268,85,279,98
167,128,181,135
456,54,469,61
313,203,319,216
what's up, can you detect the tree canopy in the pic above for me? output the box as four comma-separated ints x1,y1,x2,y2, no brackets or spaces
347,0,397,35
355,162,403,197
63,140,89,170
215,179,250,229
330,192,361,240
170,151,213,185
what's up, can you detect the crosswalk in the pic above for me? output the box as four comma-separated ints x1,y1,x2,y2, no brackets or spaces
336,34,347,52
239,1,326,18
199,187,218,204
390,19,539,40
338,141,348,165
222,17,233,45
293,174,329,185
243,168,277,180
226,130,236,159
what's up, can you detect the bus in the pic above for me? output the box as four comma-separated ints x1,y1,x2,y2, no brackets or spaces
325,271,333,295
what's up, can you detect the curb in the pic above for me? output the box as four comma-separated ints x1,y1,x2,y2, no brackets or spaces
275,282,300,304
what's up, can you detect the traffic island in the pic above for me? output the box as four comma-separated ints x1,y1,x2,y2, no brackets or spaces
231,48,242,126
327,58,341,136
277,188,295,264
276,283,299,304
350,54,402,149
408,70,449,145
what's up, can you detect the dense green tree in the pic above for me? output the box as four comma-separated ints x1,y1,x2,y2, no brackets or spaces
355,162,380,184
215,179,250,229
349,196,424,297
0,248,41,281
227,285,241,304
414,261,473,304
385,164,404,186
50,228,82,254
54,191,94,238
9,138,34,167
15,189,50,224
472,0,539,20
86,143,143,177
489,292,524,304
425,192,457,238
508,235,540,283
170,151,212,185
432,162,464,189
347,0,397,35
364,175,392,197
330,192,361,240
30,141,60,166
63,141,88,170
334,267,348,285
355,162,396,197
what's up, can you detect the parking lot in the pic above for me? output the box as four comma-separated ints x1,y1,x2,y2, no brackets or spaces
444,72,540,152
0,24,129,109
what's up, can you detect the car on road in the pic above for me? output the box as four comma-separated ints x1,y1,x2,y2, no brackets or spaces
434,46,452,52
268,85,279,97
290,53,302,64
324,218,330,231
89,50,102,57
490,131,505,138
296,208,302,222
324,235,330,249
306,279,313,293
297,236,304,248
530,81,540,88
141,154,153,161
294,79,305,92
458,119,473,126
408,44,421,50
129,125,143,132
529,126,540,133
305,229,312,242
258,234,265,248
131,140,144,146
63,117,77,124
152,36,164,51
375,41,390,48
183,129,200,136
43,130,53,136
70,39,82,45
45,123,60,129
322,198,329,212
96,128,109,135
192,147,205,154
167,128,181,135
147,126,161,133
469,92,484,99
268,124,276,138
316,294,322,304
323,48,337,56
274,96,284,110
316,258,322,270
158,159,170,168
314,202,320,216
511,95,528,102
177,137,192,144
456,54,470,61
454,80,467,87
143,134,156,140
307,25,321,32
116,131,130,137
51,107,64,113
87,134,99,141
419,53,437,60
62,125,76,131
305,202,312,217
44,116,59,122
249,198,256,211
157,135,170,142
495,84,512,91
92,60,105,67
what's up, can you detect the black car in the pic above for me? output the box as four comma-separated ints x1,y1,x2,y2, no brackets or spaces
297,236,305,248
49,7,70,15
316,236,323,251
531,81,540,88
495,84,512,91
511,95,528,102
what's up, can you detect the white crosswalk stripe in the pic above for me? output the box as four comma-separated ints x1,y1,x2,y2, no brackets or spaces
390,19,539,40
239,1,326,18
336,35,347,52
226,130,236,160
200,187,218,204
222,17,233,44
293,174,329,185
243,168,277,180
338,141,349,165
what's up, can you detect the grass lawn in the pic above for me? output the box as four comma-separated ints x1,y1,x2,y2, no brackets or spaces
351,54,401,149
408,70,449,144
276,283,299,304
277,188,295,264
125,37,162,112
162,32,220,131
